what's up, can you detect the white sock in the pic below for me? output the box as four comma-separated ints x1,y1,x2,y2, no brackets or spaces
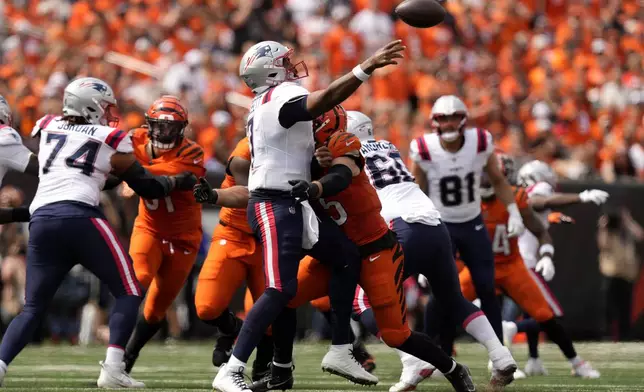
0,360,8,373
330,344,351,353
569,356,583,367
105,346,124,366
273,361,292,368
227,355,247,371
464,313,503,354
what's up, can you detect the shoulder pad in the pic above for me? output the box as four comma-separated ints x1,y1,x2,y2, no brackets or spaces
526,181,553,198
0,126,22,146
271,82,310,104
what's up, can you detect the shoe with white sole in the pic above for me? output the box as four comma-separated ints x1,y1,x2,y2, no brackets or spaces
572,360,600,379
524,358,548,376
321,345,378,385
513,369,527,380
389,354,435,392
489,346,517,388
213,363,252,392
97,361,145,388
502,321,518,347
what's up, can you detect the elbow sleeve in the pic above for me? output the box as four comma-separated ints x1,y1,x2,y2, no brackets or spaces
118,161,173,199
319,164,353,198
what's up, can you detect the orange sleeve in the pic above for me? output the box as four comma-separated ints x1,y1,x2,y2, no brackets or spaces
230,137,251,161
515,187,529,209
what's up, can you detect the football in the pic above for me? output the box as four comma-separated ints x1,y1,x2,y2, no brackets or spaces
395,0,446,28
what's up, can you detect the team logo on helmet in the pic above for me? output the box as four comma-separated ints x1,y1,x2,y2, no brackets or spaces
78,81,109,94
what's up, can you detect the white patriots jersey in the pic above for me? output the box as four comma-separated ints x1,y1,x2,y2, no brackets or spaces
360,139,441,226
0,125,33,186
30,115,133,214
518,181,554,268
247,82,314,192
410,128,494,223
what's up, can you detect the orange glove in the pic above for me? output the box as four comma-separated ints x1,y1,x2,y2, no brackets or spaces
548,212,575,224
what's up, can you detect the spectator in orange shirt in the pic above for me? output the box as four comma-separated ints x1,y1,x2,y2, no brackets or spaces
322,5,364,77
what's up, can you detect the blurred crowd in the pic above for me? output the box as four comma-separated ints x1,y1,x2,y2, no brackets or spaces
0,0,642,182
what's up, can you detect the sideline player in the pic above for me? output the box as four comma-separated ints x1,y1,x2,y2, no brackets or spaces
192,137,273,380
347,111,517,391
459,154,600,379
410,95,524,351
121,96,206,373
213,39,407,392
253,107,477,392
501,160,607,376
0,77,196,388
0,95,39,223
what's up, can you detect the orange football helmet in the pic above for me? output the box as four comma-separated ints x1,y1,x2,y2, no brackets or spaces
313,104,347,147
145,95,189,149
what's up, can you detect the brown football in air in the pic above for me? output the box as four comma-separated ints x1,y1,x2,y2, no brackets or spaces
395,0,446,28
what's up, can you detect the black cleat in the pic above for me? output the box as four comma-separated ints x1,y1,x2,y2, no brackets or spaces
212,318,242,367
252,362,271,382
249,363,294,392
123,351,139,374
351,342,376,373
444,363,476,392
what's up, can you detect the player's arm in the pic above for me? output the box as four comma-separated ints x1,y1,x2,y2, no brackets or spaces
278,41,405,128
529,190,609,211
485,152,525,237
0,207,30,224
110,153,196,199
520,204,556,280
408,138,429,194
411,161,428,194
194,156,250,208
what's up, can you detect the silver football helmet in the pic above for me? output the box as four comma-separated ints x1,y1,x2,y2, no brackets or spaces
517,160,557,188
63,77,119,126
239,41,308,95
431,95,468,143
0,95,11,127
347,111,374,142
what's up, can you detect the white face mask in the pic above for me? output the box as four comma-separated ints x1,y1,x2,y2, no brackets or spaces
440,131,460,142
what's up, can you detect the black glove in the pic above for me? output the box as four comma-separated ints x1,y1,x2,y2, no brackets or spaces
172,172,198,190
193,177,218,204
288,179,320,201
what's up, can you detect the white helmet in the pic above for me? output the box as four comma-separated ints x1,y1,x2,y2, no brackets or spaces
239,41,308,95
431,95,468,143
63,77,119,126
481,152,516,198
0,95,12,127
347,111,374,142
518,160,557,188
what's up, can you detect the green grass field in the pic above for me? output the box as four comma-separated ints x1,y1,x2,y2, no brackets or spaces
3,342,644,391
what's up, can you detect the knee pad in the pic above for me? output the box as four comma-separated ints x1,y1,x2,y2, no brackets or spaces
380,327,412,348
143,304,165,324
195,302,224,322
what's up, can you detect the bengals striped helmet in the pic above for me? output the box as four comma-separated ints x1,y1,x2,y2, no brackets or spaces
313,105,347,147
145,95,189,150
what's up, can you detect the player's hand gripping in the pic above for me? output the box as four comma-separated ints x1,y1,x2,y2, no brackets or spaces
360,40,406,74
193,177,218,204
579,189,609,205
172,172,198,190
289,180,320,201
506,204,525,237
315,146,333,168
535,255,555,281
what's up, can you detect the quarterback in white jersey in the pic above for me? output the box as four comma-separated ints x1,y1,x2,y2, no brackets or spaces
214,39,405,392
0,95,39,223
0,77,196,389
409,95,524,358
349,111,517,391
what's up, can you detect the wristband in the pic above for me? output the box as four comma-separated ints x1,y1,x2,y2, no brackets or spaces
539,244,554,257
352,65,371,82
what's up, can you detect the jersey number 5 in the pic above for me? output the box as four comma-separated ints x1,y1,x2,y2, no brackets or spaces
319,198,348,226
43,134,99,176
439,172,475,207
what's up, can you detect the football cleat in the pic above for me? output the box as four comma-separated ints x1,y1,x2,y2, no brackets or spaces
525,358,548,376
389,359,435,392
351,342,376,373
213,363,252,392
321,344,378,385
572,360,600,379
444,363,476,392
213,318,242,367
97,361,145,388
488,346,517,388
249,363,294,392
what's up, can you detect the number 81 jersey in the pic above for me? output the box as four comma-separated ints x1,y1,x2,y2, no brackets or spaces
410,128,494,223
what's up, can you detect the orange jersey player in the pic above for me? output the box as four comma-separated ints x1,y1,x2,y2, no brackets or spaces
193,137,272,379
459,153,600,379
122,96,205,373
253,105,475,392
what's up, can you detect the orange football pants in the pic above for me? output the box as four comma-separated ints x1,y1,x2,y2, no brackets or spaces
195,223,265,321
130,228,198,323
290,242,410,347
459,259,555,322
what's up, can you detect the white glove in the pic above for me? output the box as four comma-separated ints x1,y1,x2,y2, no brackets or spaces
418,274,429,289
579,189,609,205
535,256,555,281
506,203,525,238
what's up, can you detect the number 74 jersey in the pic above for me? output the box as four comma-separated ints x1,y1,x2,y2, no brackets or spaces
410,128,494,223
